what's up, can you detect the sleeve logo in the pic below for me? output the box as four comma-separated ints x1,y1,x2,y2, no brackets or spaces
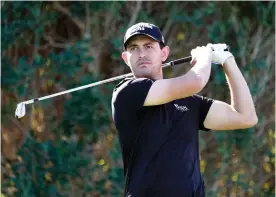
174,104,189,112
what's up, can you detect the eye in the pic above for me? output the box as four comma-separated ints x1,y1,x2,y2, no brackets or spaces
145,45,153,49
129,46,138,51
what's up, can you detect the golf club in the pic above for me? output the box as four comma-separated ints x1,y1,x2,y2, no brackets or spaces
15,45,230,119
15,56,192,119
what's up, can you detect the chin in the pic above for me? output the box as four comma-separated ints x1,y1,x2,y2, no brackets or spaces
135,72,153,79
133,68,149,77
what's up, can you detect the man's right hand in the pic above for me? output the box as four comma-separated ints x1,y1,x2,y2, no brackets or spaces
189,46,213,90
190,46,213,66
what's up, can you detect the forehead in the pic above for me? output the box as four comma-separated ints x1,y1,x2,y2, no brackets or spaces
126,35,158,46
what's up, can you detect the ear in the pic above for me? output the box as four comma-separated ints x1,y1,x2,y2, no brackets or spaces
122,51,130,67
161,46,170,62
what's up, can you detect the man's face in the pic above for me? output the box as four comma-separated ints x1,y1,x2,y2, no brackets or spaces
122,35,169,80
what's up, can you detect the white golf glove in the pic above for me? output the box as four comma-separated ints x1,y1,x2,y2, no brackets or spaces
190,46,212,65
207,43,233,65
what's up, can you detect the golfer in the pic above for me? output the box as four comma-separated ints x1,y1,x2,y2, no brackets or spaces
111,22,257,197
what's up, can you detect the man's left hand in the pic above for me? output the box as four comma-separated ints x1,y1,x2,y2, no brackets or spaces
207,43,234,65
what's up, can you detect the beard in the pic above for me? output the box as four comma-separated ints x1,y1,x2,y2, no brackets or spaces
133,66,152,78
133,65,162,80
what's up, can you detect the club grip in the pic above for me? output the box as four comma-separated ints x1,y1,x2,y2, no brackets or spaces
171,56,192,66
224,45,230,51
210,45,231,51
166,45,230,67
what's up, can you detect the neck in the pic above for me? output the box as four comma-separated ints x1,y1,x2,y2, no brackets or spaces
132,66,163,80
133,73,163,80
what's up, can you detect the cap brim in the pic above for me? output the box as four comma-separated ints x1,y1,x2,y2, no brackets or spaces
124,33,162,48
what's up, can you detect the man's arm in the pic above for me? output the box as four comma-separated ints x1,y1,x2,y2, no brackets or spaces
144,46,212,106
204,57,258,130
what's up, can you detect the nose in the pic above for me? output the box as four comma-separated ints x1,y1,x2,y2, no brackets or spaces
138,48,146,58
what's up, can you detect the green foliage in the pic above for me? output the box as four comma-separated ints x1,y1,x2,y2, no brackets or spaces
1,2,56,49
62,77,111,138
1,1,274,197
3,135,92,197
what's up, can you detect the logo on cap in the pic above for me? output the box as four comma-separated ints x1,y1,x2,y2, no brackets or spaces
128,23,154,35
124,22,165,48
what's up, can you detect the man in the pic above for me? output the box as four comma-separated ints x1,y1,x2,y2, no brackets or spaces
111,22,258,197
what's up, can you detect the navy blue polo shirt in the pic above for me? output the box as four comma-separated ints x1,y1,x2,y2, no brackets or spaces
111,77,214,197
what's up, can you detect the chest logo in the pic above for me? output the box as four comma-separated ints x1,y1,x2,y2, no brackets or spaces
174,104,189,112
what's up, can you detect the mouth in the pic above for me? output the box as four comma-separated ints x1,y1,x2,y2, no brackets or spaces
137,62,151,67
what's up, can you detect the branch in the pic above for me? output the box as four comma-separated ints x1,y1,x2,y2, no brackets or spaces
44,35,74,48
38,43,50,50
104,2,115,34
162,2,182,39
162,18,173,40
255,116,274,137
85,1,91,34
127,1,142,28
250,26,262,61
52,2,85,35
166,25,178,47
255,173,274,188
211,163,228,192
7,115,31,151
253,51,274,103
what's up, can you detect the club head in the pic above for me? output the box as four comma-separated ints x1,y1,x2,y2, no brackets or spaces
15,103,26,119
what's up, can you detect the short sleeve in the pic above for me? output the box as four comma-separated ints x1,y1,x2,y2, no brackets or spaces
112,78,154,114
193,94,215,131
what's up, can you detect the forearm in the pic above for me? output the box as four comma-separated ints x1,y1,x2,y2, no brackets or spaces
223,57,258,119
190,58,212,88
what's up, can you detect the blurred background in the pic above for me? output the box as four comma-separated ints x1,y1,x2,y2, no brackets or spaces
1,1,275,197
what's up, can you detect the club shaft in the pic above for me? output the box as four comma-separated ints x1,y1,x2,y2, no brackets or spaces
22,56,192,105
22,72,134,105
